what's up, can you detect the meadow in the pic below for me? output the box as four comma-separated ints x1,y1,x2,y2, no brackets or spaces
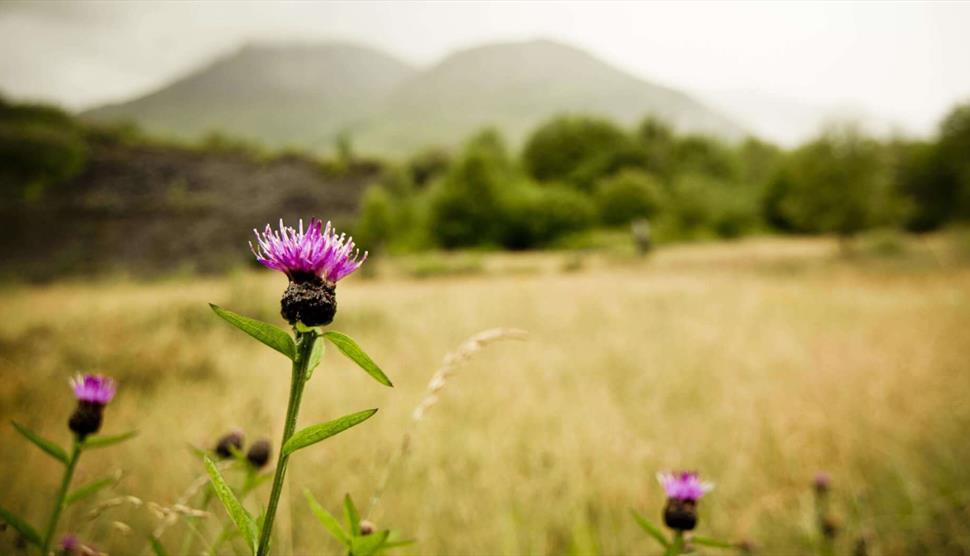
2,235,970,555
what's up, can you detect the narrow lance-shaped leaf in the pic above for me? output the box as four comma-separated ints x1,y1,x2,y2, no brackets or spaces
631,510,669,548
11,421,67,464
350,530,390,556
148,535,169,556
323,331,393,387
204,456,258,554
282,409,378,456
210,304,296,360
304,490,350,547
343,494,361,537
691,535,737,549
82,430,138,450
381,539,417,550
66,474,119,506
0,505,41,547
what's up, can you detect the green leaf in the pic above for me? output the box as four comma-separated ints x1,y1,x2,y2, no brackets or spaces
204,456,258,554
305,338,325,382
304,490,350,547
381,539,416,550
282,409,378,456
210,304,296,360
350,530,389,556
66,474,119,505
631,510,669,548
11,421,67,464
148,535,169,556
323,331,392,387
82,430,138,450
691,535,737,549
343,494,361,536
0,505,41,546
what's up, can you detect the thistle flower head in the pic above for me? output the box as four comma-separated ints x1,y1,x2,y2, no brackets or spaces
814,471,831,493
657,471,714,502
71,373,116,406
60,534,79,551
250,218,367,284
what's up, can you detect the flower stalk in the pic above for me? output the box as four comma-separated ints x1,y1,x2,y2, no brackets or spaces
256,329,318,556
41,439,81,555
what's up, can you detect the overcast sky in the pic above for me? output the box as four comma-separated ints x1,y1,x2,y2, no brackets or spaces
2,1,969,136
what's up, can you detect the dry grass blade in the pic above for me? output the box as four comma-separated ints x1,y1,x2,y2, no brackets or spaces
368,327,528,516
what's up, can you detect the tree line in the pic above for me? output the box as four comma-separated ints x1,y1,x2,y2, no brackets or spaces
355,103,970,252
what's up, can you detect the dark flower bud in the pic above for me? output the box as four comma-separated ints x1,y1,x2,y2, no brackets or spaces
246,438,272,468
820,516,839,539
69,401,105,440
663,498,698,531
215,430,245,459
280,276,336,327
359,520,376,536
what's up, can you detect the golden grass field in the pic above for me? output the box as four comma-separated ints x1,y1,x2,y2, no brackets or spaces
2,235,970,555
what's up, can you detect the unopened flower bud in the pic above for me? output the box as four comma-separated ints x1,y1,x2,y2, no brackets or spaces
246,438,272,468
359,520,376,536
820,516,839,539
215,430,245,459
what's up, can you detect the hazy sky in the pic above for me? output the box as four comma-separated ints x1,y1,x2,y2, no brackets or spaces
2,1,969,136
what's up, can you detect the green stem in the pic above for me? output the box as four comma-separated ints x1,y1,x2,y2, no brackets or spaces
663,530,684,556
256,331,317,556
42,439,81,554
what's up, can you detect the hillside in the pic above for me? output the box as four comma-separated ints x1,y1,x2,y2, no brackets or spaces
82,42,416,151
359,40,745,154
83,40,746,156
0,129,381,279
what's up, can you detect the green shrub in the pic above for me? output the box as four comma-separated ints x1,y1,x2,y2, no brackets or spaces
428,130,511,248
0,100,87,199
522,115,643,191
594,169,666,226
668,174,760,239
498,184,596,249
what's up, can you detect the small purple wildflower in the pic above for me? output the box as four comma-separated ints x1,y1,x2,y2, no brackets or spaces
71,373,116,406
60,534,78,550
814,471,831,493
657,471,714,502
250,218,367,283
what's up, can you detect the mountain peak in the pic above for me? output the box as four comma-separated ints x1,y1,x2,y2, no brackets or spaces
83,39,744,155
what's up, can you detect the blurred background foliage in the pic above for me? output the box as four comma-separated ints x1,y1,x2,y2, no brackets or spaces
2,94,970,279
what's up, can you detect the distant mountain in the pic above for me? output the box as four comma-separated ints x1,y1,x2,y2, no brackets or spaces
83,39,746,156
697,90,906,147
82,42,417,151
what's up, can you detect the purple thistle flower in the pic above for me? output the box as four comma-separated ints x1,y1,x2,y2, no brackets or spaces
70,373,116,406
69,373,116,439
813,471,831,493
250,218,367,284
59,534,80,554
60,534,78,550
657,471,714,502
